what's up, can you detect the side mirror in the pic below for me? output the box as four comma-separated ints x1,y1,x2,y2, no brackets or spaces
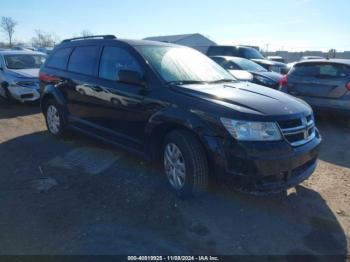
118,70,143,86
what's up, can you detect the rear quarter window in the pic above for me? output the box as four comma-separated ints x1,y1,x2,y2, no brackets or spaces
46,48,72,69
68,46,99,76
291,63,350,78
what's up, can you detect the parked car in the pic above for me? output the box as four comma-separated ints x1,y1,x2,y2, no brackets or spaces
286,56,326,72
210,56,283,89
36,47,53,55
280,59,350,123
0,50,46,102
206,45,288,74
267,56,285,63
300,56,324,61
40,35,321,197
12,46,35,51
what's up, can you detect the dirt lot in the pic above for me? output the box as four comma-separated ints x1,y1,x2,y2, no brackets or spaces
0,98,349,256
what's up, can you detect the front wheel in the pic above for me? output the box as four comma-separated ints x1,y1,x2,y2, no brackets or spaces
44,100,65,136
1,82,13,100
163,130,209,198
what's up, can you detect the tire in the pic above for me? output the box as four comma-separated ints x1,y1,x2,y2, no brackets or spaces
162,130,209,198
1,82,13,100
44,99,65,136
4,86,12,99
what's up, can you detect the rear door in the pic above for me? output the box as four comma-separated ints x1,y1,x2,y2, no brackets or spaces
287,62,350,99
64,45,101,119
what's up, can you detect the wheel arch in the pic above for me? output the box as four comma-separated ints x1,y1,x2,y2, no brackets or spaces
145,109,218,169
41,85,69,125
40,85,67,112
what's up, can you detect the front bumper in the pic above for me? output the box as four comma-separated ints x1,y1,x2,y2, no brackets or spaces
9,85,40,102
204,128,322,192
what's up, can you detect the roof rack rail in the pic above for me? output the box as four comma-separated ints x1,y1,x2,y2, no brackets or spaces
61,35,117,43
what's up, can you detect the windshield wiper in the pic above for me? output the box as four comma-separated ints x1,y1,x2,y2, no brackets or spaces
208,79,237,84
166,79,237,85
166,80,208,85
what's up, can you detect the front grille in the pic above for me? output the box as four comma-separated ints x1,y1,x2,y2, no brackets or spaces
278,115,316,147
20,94,34,99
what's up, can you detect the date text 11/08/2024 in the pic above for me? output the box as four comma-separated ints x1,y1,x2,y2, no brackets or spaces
127,256,220,261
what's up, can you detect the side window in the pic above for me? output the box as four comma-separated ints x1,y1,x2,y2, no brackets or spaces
68,46,99,75
46,48,72,69
225,61,240,70
99,46,142,81
211,57,224,66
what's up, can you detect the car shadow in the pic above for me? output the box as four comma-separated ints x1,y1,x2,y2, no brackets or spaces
0,131,347,256
0,97,41,119
315,114,350,169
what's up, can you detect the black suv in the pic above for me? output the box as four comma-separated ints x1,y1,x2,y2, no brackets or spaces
40,35,321,197
207,45,288,74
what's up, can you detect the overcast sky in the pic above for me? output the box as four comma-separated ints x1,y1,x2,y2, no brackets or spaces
1,0,349,51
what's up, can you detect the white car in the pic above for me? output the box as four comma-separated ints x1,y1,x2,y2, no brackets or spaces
0,50,46,102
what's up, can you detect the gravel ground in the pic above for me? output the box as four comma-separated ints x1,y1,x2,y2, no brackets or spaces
0,98,349,256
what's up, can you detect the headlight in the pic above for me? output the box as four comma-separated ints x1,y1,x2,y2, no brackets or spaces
255,75,274,85
11,81,37,88
220,118,282,141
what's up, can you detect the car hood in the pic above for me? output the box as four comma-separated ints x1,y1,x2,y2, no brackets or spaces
251,71,283,82
6,68,39,79
175,81,311,117
228,70,253,81
251,59,286,67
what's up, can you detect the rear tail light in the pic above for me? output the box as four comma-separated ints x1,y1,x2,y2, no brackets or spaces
346,82,350,91
39,72,58,83
279,75,288,88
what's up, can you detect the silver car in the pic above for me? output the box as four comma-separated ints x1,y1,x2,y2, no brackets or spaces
0,50,46,102
280,59,350,122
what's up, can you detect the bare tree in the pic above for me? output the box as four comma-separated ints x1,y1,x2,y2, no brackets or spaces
31,30,59,48
1,16,17,47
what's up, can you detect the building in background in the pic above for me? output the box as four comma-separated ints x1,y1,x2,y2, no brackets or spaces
143,33,217,53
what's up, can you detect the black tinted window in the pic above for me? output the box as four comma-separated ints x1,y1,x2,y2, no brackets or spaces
68,46,99,75
239,47,265,59
47,48,72,69
99,46,142,81
210,57,225,65
291,63,350,78
207,46,237,56
225,61,240,70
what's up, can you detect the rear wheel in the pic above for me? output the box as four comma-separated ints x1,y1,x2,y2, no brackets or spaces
163,130,209,198
4,86,12,99
44,100,65,136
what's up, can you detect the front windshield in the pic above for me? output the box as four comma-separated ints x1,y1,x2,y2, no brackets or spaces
232,58,267,72
240,47,265,59
4,54,46,70
139,46,235,83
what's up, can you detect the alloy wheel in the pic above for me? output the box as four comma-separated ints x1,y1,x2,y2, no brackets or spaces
46,105,61,134
164,143,186,190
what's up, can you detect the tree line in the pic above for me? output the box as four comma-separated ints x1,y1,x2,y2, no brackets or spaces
0,16,92,48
